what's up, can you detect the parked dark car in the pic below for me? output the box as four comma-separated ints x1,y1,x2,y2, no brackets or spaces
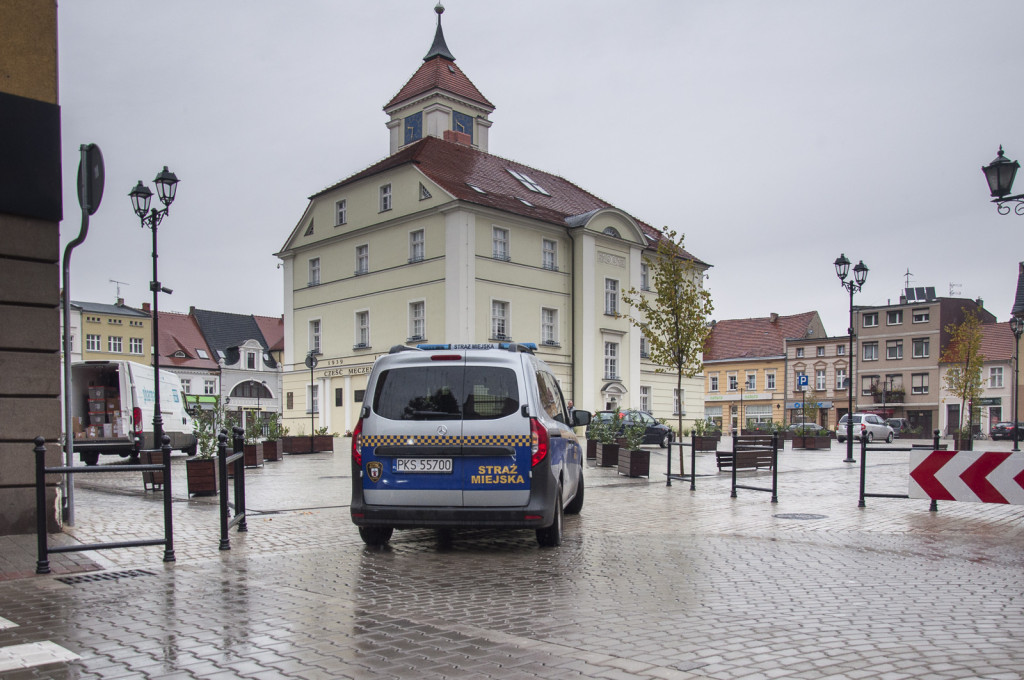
886,418,912,438
586,410,673,448
990,422,1024,440
787,422,827,434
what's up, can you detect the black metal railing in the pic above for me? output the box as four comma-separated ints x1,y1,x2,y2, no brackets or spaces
858,430,942,511
218,426,248,550
35,436,174,574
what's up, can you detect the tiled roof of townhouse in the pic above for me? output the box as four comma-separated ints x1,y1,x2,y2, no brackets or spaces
253,315,284,352
704,311,823,361
156,311,219,370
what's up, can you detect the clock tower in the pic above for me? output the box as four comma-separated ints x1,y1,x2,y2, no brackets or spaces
384,3,495,155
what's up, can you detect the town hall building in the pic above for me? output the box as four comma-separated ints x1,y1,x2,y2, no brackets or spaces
275,5,710,436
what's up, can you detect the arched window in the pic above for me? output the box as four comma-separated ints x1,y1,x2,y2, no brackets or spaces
603,227,621,238
230,380,272,399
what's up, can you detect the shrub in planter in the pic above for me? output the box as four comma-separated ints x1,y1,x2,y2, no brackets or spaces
618,415,649,477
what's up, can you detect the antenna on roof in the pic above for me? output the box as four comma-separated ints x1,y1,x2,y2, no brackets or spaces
949,283,962,296
109,279,130,299
903,268,913,290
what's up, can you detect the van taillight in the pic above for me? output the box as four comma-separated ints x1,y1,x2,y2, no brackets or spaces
133,407,143,434
530,418,548,467
352,418,363,466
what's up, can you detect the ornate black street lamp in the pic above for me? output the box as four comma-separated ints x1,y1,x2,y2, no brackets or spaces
835,254,868,463
982,146,1023,215
129,167,179,451
1010,316,1023,452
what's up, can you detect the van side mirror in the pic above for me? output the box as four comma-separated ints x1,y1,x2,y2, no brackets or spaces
573,410,592,427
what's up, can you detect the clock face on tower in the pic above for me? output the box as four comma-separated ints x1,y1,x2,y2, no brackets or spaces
452,111,473,143
404,112,423,144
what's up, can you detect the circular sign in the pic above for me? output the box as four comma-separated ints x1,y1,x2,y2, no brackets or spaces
305,353,319,369
76,143,105,215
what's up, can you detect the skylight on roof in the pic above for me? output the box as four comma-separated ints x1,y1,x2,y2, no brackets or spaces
507,169,550,196
467,184,487,194
197,349,209,359
517,197,533,206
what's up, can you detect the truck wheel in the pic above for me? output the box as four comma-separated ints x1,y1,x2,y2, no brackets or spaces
358,526,393,546
82,452,100,466
536,488,564,547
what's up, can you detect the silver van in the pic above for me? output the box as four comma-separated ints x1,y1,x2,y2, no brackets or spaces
350,343,590,547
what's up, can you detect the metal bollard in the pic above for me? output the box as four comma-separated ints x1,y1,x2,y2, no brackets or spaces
161,435,175,562
34,437,50,574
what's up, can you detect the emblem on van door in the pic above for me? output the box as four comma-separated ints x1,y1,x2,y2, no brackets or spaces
437,425,448,436
366,461,383,483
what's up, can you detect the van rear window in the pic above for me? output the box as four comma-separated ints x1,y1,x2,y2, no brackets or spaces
372,366,519,420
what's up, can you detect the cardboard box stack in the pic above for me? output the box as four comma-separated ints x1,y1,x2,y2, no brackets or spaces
85,384,121,439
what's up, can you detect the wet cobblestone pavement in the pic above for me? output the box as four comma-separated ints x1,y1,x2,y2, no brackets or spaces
1,438,1022,679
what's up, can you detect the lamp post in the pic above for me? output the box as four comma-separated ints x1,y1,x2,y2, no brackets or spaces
305,351,318,453
1010,316,1023,452
129,167,179,452
835,254,868,463
981,146,1023,215
256,380,267,438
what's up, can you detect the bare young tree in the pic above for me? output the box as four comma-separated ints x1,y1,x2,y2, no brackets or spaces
940,308,986,449
619,228,714,439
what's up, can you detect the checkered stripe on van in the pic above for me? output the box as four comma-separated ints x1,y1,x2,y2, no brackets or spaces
360,434,530,447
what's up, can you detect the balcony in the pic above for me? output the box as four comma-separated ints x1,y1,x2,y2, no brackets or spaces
870,384,905,403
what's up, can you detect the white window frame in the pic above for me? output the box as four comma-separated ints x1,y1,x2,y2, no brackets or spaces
492,227,510,261
887,310,903,325
745,372,756,390
86,334,101,352
836,344,845,356
816,369,826,391
108,336,122,353
335,199,347,226
728,373,738,391
180,379,191,394
309,318,321,354
604,278,619,315
709,374,719,392
542,239,557,271
836,368,848,390
816,346,825,357
379,183,392,212
355,244,369,275
409,229,425,263
604,341,619,379
247,351,257,370
491,300,509,340
911,373,929,395
913,337,930,358
355,310,370,348
308,384,319,414
641,263,650,291
862,312,878,327
129,337,144,355
796,348,804,358
886,339,903,360
308,257,320,286
765,372,776,390
640,386,651,413
863,342,878,361
409,301,425,341
204,379,216,395
541,307,558,345
990,367,1003,388
640,335,650,359
913,308,930,323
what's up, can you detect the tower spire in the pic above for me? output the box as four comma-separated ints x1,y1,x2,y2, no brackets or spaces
424,3,455,61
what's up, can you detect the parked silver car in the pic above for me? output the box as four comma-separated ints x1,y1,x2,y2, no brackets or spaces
837,413,894,443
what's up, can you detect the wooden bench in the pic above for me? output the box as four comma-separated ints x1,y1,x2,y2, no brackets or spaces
716,435,777,471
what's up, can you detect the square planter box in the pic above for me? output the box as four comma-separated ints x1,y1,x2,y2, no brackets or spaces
282,435,335,454
618,448,650,477
186,457,218,496
595,442,619,467
586,439,597,460
262,439,283,461
793,435,831,449
244,442,264,467
692,435,720,452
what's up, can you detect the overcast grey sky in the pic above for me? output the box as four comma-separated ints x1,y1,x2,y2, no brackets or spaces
58,0,1024,337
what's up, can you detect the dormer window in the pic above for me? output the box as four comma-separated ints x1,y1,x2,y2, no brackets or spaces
507,169,550,196
173,350,187,358
196,349,209,359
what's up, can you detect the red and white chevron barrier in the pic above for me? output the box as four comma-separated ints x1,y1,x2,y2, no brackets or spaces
909,450,1024,505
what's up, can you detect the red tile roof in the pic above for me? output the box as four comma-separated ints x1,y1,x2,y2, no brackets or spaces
311,136,703,263
157,312,219,370
704,312,822,361
254,315,284,352
385,56,494,110
979,322,1014,361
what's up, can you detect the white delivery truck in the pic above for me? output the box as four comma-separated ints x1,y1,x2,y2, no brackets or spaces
70,360,197,465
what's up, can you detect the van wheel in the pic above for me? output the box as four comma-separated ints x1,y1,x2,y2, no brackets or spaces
82,452,99,466
536,488,563,547
359,526,393,546
565,472,584,515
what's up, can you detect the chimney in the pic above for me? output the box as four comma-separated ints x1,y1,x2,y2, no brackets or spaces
189,306,196,316
141,302,151,313
976,297,984,308
443,129,472,146
769,313,779,324
116,297,124,306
